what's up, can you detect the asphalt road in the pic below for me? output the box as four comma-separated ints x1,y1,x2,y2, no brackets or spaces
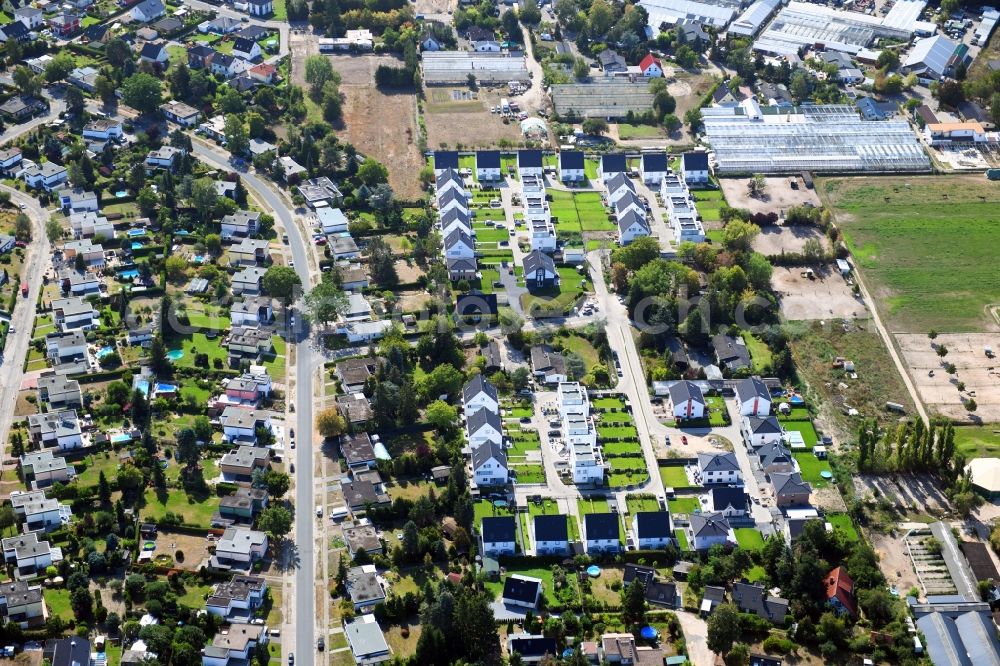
191,143,316,666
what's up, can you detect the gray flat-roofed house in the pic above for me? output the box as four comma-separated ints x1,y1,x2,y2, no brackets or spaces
37,374,82,409
344,615,391,665
346,565,386,612
211,527,268,571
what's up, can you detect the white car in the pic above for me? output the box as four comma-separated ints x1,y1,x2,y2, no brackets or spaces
18,203,25,209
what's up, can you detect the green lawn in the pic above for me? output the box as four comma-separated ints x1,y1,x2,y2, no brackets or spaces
659,466,693,489
827,513,859,542
215,39,235,55
263,336,286,380
44,589,74,622
617,123,663,139
473,223,509,243
527,500,580,541
625,496,660,513
742,333,772,373
955,426,1000,458
485,566,563,607
594,397,626,409
584,158,599,181
271,0,287,20
557,333,600,370
141,488,219,527
75,452,122,489
783,420,819,447
694,189,726,223
167,45,187,70
575,192,615,232
179,379,212,405
598,425,639,439
674,528,690,551
668,497,700,514
177,582,213,607
746,565,766,583
510,463,545,484
165,332,228,368
734,528,765,551
473,499,516,529
823,175,1000,332
793,452,832,487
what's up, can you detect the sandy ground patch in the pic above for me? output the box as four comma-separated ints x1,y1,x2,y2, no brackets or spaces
855,474,953,516
897,332,1000,423
393,259,426,284
870,531,922,597
397,290,431,312
425,86,527,149
753,224,829,256
720,176,821,215
159,529,212,571
414,0,455,16
772,266,866,320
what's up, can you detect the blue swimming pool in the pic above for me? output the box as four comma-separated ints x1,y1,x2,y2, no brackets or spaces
119,268,139,279
115,191,127,198
131,242,143,250
110,433,131,444
193,254,205,263
134,379,150,396
96,346,115,358
176,230,189,236
127,229,145,237
166,349,184,361
155,383,177,393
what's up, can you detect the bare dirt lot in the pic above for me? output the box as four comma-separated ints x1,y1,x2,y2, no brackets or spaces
870,530,922,598
413,0,455,17
720,176,821,215
772,266,866,320
753,223,830,256
289,31,424,199
425,86,525,150
897,332,1000,423
158,529,212,571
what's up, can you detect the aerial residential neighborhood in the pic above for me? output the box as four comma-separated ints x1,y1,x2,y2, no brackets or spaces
0,0,996,663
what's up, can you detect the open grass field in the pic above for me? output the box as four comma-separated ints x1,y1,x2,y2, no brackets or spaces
955,426,1000,458
694,189,726,223
742,333,772,373
782,420,818,447
616,123,663,139
788,320,914,433
668,497,700,514
820,175,1000,332
659,466,692,489
141,488,218,527
625,496,660,513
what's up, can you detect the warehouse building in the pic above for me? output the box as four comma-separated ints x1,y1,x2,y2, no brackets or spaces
702,100,930,174
639,0,742,36
422,52,529,84
728,0,781,37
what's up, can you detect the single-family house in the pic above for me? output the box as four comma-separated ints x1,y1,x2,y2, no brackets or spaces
432,150,459,176
446,257,477,281
638,53,663,77
246,0,273,16
533,515,569,555
463,375,499,415
130,0,164,22
37,375,82,410
344,615,391,666
340,433,377,471
584,512,620,553
632,511,672,550
697,452,741,485
51,297,97,331
0,581,45,628
713,334,751,372
221,210,262,239
824,566,857,617
231,37,261,61
617,210,651,246
475,150,502,181
220,406,271,444
531,345,567,384
139,41,168,65
743,415,783,448
771,472,811,507
45,331,86,363
502,575,542,609
598,153,627,182
0,147,22,175
639,152,669,185
480,516,516,556
230,238,269,266
47,11,79,36
341,479,390,514
688,511,735,551
220,445,271,483
62,238,105,267
735,376,771,416
669,381,705,420
188,43,215,69
216,487,269,526
232,266,267,295
13,5,42,29
68,211,113,240
758,442,796,474
317,207,349,234
211,528,268,571
559,150,585,182
343,523,382,559
19,161,67,191
523,250,558,289
19,451,74,488
444,228,475,260
346,565,386,612
145,146,185,170
507,635,557,665
230,296,273,328
518,149,543,179
680,151,710,184
82,119,122,142
597,48,627,73
732,582,789,624
202,624,267,666
1,533,56,577
205,575,268,621
711,486,749,518
472,441,507,487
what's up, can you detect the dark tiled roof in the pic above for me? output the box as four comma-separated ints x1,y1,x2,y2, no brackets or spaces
477,150,501,169
434,150,459,170
481,515,516,543
502,575,541,604
560,150,584,170
533,515,568,543
585,512,619,541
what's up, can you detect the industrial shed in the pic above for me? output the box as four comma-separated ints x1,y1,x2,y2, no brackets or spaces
702,101,930,174
550,81,655,119
753,1,915,56
422,52,529,84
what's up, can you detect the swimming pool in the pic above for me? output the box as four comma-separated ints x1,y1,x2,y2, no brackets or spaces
166,349,184,361
110,433,131,444
131,242,143,250
96,346,115,358
193,255,205,263
115,191,127,198
134,379,150,396
119,268,139,279
176,230,189,236
154,383,177,393
127,229,146,237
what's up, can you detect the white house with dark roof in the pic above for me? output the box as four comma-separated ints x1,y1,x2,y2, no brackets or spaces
639,152,669,184
0,580,45,628
463,375,499,415
467,408,503,448
27,411,82,451
231,37,261,61
531,346,567,384
432,150,459,176
631,511,673,550
472,441,507,487
735,376,771,416
440,208,473,238
697,452,741,485
480,515,516,556
502,575,542,609
533,515,569,555
476,150,502,181
437,187,470,216
743,415,784,448
130,0,164,22
583,513,620,553
145,145,184,169
598,153,627,182
444,228,475,260
669,381,705,420
37,374,82,409
447,257,477,281
523,250,558,289
680,151,710,184
221,210,261,239
340,433,377,472
1,533,57,577
19,161,67,191
518,149,543,178
83,118,123,142
559,150,585,182
19,452,74,490
435,168,466,198
711,486,749,518
617,209,651,246
688,511,735,551
605,172,636,205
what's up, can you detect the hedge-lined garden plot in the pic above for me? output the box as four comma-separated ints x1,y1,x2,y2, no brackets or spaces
594,394,649,487
503,400,546,485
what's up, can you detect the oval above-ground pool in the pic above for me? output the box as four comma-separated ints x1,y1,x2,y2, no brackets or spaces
166,349,184,361
586,565,601,577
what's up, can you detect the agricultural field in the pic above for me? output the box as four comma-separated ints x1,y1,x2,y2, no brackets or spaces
820,175,1000,332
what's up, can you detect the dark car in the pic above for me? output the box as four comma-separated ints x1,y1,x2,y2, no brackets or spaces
317,639,325,652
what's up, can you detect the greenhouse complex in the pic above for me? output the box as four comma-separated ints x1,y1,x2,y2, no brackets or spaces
702,100,932,174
